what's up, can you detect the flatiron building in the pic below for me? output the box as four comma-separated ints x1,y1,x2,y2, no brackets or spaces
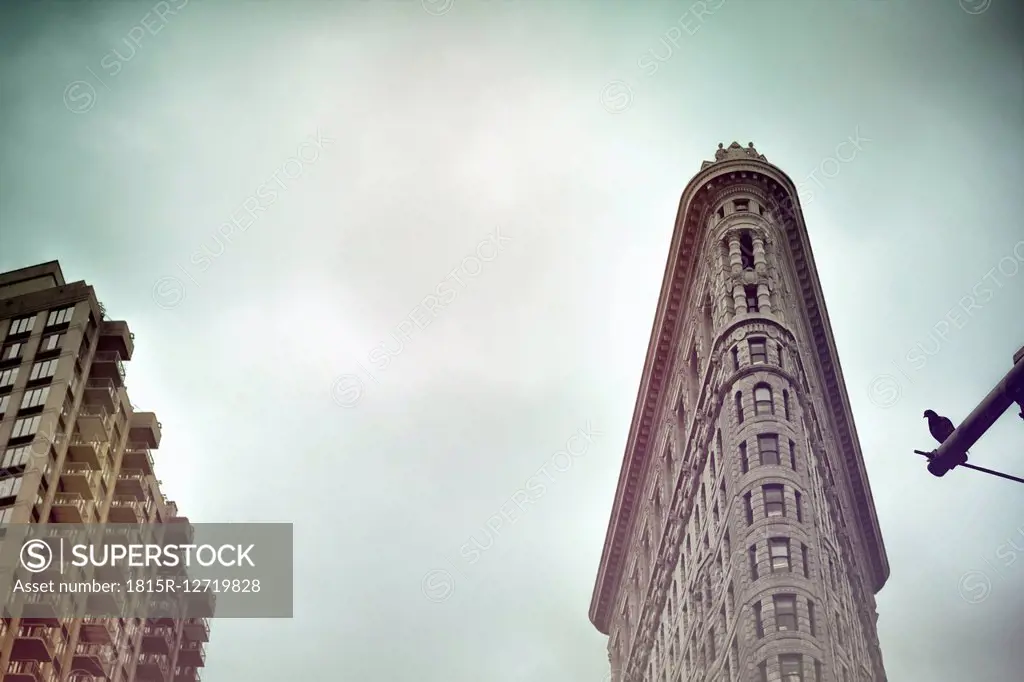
588,143,889,682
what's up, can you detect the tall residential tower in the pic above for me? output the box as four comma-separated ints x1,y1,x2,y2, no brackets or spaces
0,261,211,682
589,143,889,682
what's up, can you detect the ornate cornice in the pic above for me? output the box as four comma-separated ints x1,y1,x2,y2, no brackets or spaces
588,146,890,635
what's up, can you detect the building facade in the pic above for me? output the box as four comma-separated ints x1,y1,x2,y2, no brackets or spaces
588,143,889,682
0,262,210,682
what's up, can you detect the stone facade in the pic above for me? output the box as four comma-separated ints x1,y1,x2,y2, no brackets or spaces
588,143,889,682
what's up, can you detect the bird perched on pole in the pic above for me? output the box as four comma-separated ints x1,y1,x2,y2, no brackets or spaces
924,409,956,444
923,409,971,460
924,409,963,476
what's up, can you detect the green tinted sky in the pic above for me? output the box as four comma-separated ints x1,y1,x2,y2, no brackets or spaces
1,1,1022,680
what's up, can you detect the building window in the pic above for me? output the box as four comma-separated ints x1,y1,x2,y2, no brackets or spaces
777,343,785,369
20,386,50,410
758,661,768,682
735,391,744,424
753,601,764,638
744,285,759,312
764,484,785,517
753,383,774,415
802,544,810,578
749,545,759,581
795,491,803,522
0,394,9,416
758,434,780,465
40,333,63,353
709,449,716,479
779,653,804,680
0,367,18,388
708,626,716,659
7,316,34,336
1,341,24,361
731,346,739,370
769,538,791,572
1,447,30,469
783,390,791,420
734,199,750,212
774,595,797,631
29,360,58,382
789,439,797,469
739,231,755,268
0,475,24,499
740,442,749,473
744,492,754,525
11,415,41,439
808,600,817,636
749,338,767,364
717,206,725,219
45,307,74,327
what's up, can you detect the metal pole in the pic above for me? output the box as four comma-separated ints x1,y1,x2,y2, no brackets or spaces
913,450,1024,485
930,347,1024,465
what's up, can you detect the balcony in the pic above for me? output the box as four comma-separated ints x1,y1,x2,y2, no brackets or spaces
123,441,155,476
75,404,113,442
66,434,109,471
141,625,174,654
90,350,125,388
3,661,44,682
51,492,93,523
165,517,194,544
174,667,199,682
97,319,134,361
176,641,206,668
115,470,148,500
144,594,184,626
78,617,118,645
87,582,130,616
107,495,146,524
59,467,102,501
83,377,119,412
185,590,216,620
71,642,115,679
136,652,170,682
181,618,210,643
8,626,55,663
129,411,162,449
6,590,61,623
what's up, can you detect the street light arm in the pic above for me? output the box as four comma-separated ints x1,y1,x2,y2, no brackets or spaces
930,352,1024,465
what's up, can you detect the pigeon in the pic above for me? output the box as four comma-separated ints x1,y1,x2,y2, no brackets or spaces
923,410,955,444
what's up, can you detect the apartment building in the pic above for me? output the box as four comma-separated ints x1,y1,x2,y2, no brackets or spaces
588,143,890,681
0,261,210,682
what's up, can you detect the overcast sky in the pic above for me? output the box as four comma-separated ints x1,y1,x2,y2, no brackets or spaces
1,1,1023,680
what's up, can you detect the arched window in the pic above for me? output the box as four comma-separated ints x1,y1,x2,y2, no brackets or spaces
754,383,774,415
735,391,744,424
